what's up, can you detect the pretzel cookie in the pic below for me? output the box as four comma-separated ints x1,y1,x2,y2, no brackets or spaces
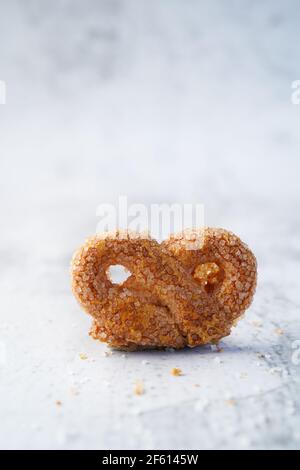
71,228,257,350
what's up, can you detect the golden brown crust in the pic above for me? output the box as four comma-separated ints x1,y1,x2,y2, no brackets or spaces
71,228,257,350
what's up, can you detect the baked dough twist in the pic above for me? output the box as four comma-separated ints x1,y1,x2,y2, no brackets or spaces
71,228,257,350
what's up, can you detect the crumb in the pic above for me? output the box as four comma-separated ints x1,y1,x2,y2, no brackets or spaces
240,372,247,379
103,350,112,357
256,352,265,359
269,367,282,375
211,343,224,353
194,384,200,388
210,343,223,352
252,320,262,327
194,399,209,412
225,399,236,406
31,424,42,431
171,367,182,376
134,381,145,395
214,357,222,364
78,376,90,384
274,328,284,336
79,353,88,360
55,400,62,406
131,407,142,416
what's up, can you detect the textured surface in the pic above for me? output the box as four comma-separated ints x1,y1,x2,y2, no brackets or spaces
0,0,300,450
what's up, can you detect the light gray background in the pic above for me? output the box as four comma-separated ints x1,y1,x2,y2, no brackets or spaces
0,0,299,450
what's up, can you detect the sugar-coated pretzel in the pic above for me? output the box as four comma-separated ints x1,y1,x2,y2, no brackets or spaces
71,228,257,350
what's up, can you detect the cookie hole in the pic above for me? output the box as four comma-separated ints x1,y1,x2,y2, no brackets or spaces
193,262,221,293
106,265,131,285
